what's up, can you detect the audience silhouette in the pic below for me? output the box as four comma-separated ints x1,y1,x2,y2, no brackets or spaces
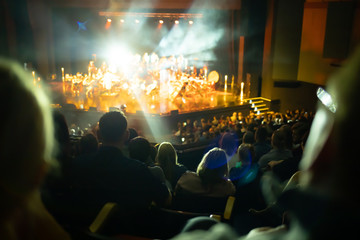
3,43,358,240
66,111,171,235
170,46,360,240
156,142,188,190
0,58,70,239
175,147,235,198
129,136,167,184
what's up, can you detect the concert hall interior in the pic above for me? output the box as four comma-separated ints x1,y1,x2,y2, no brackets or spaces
2,0,360,142
2,0,360,239
2,0,360,144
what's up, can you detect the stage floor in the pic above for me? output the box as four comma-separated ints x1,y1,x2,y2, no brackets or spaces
50,81,243,114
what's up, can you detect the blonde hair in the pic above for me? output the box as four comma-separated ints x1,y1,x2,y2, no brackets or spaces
0,59,55,217
197,147,228,186
156,142,178,182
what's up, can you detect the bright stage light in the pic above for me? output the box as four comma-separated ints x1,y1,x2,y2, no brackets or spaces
103,73,112,90
174,20,179,25
105,18,112,29
189,20,194,25
159,19,164,24
106,45,132,72
120,19,125,23
135,19,140,24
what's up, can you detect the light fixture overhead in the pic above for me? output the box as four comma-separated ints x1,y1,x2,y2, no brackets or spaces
105,18,112,29
120,19,125,23
99,12,203,19
159,19,164,24
174,20,179,25
135,19,140,24
189,20,194,25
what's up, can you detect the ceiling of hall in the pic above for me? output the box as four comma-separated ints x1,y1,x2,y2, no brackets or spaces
49,0,241,10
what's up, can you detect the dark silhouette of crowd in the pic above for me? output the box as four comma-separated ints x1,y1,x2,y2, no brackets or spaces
2,46,360,240
40,104,314,237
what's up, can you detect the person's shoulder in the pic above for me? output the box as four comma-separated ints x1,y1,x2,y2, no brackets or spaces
149,165,165,175
178,171,199,182
149,165,162,170
177,172,203,189
239,225,287,240
72,152,96,167
171,222,238,240
96,145,123,158
100,147,148,170
264,148,278,157
182,171,197,177
122,155,148,169
260,151,272,160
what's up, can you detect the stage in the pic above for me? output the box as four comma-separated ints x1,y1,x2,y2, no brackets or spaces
51,82,251,143
47,55,257,142
50,55,245,115
51,81,242,115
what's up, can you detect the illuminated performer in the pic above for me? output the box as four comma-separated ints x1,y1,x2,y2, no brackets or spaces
61,52,217,113
83,61,99,97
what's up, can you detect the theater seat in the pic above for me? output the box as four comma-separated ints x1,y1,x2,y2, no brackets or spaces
87,202,153,239
85,197,235,239
86,196,235,240
89,202,118,234
87,202,209,239
171,194,236,220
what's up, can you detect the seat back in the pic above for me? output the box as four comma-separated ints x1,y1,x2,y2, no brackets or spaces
89,202,118,234
171,194,229,213
171,194,235,221
86,196,235,239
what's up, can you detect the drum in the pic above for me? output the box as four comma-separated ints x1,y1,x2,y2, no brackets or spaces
208,70,220,84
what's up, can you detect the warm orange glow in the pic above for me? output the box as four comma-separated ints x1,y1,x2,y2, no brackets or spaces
224,75,228,92
157,19,164,29
32,71,36,86
238,36,244,82
240,82,244,102
298,7,329,85
58,55,226,114
105,19,112,29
